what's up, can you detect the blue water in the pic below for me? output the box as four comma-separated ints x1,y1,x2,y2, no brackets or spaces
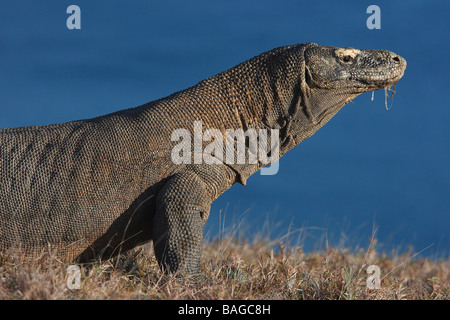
0,1,448,257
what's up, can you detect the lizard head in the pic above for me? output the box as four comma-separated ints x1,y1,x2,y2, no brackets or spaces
289,43,407,131
303,43,407,93
274,43,407,152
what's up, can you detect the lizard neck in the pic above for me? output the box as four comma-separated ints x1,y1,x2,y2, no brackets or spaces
200,44,309,183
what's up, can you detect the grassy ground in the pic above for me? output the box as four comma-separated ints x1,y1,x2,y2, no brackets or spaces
0,238,448,300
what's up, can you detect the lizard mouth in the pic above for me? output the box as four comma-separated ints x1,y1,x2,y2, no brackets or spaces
352,69,405,93
367,54,407,89
348,53,407,93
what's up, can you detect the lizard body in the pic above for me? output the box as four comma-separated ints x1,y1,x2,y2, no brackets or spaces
0,43,406,274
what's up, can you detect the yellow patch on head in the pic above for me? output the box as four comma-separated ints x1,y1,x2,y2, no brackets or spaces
335,48,361,59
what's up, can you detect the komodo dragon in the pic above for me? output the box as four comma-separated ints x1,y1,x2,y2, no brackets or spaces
0,43,406,275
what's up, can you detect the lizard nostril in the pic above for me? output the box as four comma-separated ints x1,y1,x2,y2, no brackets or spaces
392,55,401,63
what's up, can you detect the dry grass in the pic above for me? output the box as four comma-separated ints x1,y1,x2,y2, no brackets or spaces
0,238,448,300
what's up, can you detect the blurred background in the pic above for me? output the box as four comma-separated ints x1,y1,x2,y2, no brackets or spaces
0,1,448,257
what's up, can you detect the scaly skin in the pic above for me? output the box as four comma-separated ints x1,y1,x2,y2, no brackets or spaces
0,43,406,275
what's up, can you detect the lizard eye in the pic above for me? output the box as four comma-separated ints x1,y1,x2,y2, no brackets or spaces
341,55,353,64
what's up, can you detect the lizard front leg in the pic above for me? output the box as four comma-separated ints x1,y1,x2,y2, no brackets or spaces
152,166,232,275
